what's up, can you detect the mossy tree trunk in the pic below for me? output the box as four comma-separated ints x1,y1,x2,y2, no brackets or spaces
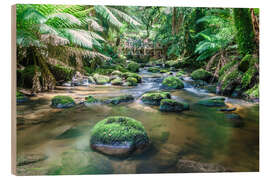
233,8,255,56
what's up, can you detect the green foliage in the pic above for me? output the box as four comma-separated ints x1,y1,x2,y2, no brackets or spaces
162,76,184,89
85,96,98,104
238,54,251,72
49,64,75,82
127,62,140,72
233,8,255,55
90,116,149,145
244,84,259,98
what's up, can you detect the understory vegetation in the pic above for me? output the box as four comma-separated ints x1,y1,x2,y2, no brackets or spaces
16,5,259,100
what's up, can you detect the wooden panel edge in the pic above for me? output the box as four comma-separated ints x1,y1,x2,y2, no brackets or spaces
11,4,17,175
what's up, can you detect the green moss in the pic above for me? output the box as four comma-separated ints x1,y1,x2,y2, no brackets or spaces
162,76,184,89
165,60,181,68
221,69,242,91
148,67,160,73
241,56,258,88
141,92,171,105
219,59,238,77
160,69,169,73
16,91,27,103
85,95,98,104
159,99,189,112
111,70,122,76
238,54,251,72
191,69,212,81
126,77,138,86
111,77,123,85
122,72,142,83
244,84,259,98
93,74,110,85
49,64,74,82
51,96,75,108
109,95,134,105
176,70,185,77
90,116,149,146
127,62,140,72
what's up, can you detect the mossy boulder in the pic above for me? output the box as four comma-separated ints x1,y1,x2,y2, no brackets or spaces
127,77,138,86
111,77,123,85
49,64,75,82
16,91,28,104
90,116,149,156
108,95,134,105
84,95,98,105
191,69,213,81
122,72,142,83
51,96,75,108
111,70,122,76
141,92,171,106
159,99,189,112
165,60,181,68
127,62,140,72
160,69,169,73
88,76,95,84
176,70,185,77
162,76,184,89
197,96,226,107
93,74,110,85
148,67,160,73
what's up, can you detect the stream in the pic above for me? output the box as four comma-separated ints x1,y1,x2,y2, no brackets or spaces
16,67,259,175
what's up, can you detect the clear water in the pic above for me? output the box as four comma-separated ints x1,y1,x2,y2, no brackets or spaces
16,69,259,175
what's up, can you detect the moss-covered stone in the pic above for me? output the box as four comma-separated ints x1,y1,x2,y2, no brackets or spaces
160,69,169,73
49,64,75,82
111,77,123,85
159,99,189,112
127,62,140,72
90,116,149,156
197,96,226,107
51,96,75,108
141,92,171,105
165,60,181,68
162,76,184,89
16,91,28,104
148,67,160,73
108,95,134,105
191,69,213,81
122,72,142,83
93,74,110,85
84,95,98,105
126,77,138,86
111,70,122,76
176,70,185,77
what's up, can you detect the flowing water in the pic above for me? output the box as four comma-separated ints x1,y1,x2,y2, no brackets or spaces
16,68,259,175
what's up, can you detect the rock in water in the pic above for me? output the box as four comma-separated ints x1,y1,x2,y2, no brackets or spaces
108,95,134,105
159,99,189,112
90,116,149,156
176,160,226,173
141,92,171,106
162,76,184,89
197,96,226,107
51,96,75,108
93,74,110,85
191,69,213,82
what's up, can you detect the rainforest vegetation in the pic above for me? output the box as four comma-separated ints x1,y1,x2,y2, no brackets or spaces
15,4,259,175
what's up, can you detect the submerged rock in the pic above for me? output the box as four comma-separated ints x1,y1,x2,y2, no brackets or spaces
108,95,134,105
141,92,171,106
111,70,123,76
197,96,226,107
122,72,142,83
162,76,184,89
148,67,160,73
159,99,189,112
176,160,226,173
90,116,149,156
93,74,110,85
84,95,98,105
191,69,213,82
51,96,75,108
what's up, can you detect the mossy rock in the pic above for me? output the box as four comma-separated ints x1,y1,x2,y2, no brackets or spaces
108,95,134,105
159,99,189,112
197,96,226,107
176,70,185,77
141,92,171,105
51,96,75,108
88,76,95,83
49,64,75,82
160,69,169,73
244,84,259,99
84,95,98,105
93,74,110,85
111,77,123,85
16,91,28,104
127,77,138,86
90,116,149,156
162,76,184,89
122,72,142,83
111,70,122,76
127,62,140,72
191,69,213,81
148,67,160,73
165,60,181,68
